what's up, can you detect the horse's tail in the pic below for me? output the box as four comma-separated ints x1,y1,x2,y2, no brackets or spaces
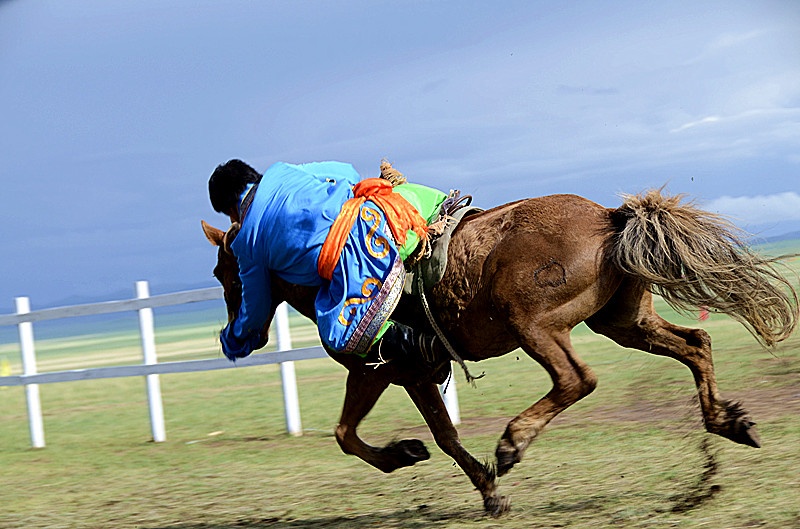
608,189,798,347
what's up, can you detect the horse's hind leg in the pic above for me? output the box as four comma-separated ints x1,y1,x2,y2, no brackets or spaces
585,280,761,448
335,366,430,473
495,330,598,477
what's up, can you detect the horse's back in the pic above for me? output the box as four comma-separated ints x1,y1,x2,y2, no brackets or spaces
432,194,619,358
447,194,613,280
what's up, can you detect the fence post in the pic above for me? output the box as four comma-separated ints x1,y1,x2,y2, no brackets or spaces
440,370,461,425
136,281,166,443
275,302,302,436
16,297,45,448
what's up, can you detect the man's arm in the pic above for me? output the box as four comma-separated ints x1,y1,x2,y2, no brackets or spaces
220,258,272,360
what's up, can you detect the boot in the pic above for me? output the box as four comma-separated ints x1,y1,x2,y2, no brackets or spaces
371,321,445,369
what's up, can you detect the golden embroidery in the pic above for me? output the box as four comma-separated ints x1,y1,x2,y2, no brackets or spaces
339,277,382,326
362,206,390,259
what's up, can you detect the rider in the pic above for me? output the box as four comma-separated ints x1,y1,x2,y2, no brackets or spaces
208,159,449,369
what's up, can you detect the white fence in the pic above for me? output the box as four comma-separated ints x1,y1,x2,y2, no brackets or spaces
0,281,459,448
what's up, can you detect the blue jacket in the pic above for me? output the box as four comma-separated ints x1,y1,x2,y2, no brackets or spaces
220,161,361,357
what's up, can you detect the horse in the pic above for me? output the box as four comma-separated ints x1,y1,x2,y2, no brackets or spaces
201,189,798,515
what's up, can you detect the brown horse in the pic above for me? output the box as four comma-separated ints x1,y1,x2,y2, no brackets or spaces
201,189,798,515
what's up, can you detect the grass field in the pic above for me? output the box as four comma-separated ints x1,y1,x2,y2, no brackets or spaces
1,258,798,528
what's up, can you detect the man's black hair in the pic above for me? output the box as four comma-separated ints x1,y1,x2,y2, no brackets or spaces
208,159,262,214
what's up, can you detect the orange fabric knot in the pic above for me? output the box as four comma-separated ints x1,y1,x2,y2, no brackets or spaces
317,178,428,280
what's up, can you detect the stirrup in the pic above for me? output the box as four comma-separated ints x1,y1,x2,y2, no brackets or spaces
417,334,441,366
365,339,392,369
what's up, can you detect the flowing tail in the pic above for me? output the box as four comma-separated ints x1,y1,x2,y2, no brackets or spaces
609,189,799,347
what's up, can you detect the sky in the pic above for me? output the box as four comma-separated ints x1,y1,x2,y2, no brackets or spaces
1,0,799,309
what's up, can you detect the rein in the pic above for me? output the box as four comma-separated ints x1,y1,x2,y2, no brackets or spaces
416,253,485,387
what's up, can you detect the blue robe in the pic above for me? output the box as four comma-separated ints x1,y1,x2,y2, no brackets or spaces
220,161,441,360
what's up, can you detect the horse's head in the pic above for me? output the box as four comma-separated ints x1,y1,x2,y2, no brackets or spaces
202,220,272,351
201,220,242,324
201,220,322,354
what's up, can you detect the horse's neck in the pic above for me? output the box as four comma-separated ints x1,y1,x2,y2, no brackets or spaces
272,277,319,323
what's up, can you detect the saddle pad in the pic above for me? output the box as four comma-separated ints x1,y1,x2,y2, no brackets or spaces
403,206,484,296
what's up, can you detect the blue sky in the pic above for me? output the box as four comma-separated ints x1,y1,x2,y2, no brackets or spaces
1,0,799,308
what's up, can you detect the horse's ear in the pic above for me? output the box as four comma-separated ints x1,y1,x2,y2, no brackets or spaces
201,220,225,247
223,222,241,254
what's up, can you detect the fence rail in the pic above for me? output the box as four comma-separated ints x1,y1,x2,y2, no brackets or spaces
0,345,328,386
0,287,224,326
0,281,459,448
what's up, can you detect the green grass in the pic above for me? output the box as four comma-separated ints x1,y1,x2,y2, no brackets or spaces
1,307,798,528
1,243,797,528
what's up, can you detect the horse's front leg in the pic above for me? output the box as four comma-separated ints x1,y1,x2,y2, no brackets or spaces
335,365,430,473
404,381,509,516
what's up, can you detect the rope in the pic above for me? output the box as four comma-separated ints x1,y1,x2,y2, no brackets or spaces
417,273,484,386
379,159,407,186
376,159,482,385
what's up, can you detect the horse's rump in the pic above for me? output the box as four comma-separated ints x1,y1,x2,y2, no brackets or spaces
424,190,798,360
426,194,619,360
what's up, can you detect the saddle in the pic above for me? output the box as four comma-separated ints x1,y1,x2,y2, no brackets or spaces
402,190,486,385
403,190,483,296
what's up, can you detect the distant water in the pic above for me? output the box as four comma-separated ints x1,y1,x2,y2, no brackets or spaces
0,299,228,346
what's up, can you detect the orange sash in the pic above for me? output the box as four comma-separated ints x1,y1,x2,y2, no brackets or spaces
317,178,427,280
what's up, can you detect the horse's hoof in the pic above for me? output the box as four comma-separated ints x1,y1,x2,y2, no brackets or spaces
719,401,761,448
484,495,511,517
383,439,431,470
731,419,761,448
495,439,519,477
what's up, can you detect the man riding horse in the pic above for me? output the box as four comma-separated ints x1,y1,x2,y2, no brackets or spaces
205,163,798,515
207,158,452,370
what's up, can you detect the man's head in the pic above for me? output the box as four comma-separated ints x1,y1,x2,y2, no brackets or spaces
208,159,261,218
